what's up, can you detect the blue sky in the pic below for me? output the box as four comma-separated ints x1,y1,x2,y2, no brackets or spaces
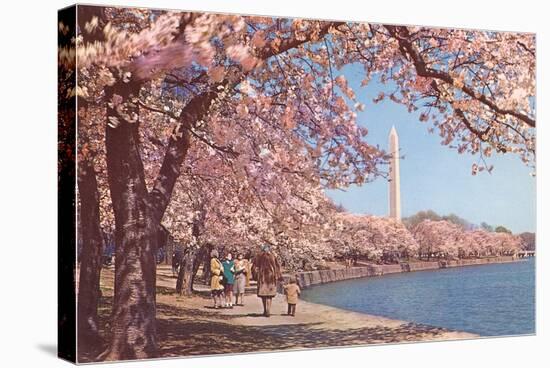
325,64,536,234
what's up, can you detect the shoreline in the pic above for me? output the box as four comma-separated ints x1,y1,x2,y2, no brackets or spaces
85,259,523,361
149,290,477,359
292,256,524,289
149,264,477,359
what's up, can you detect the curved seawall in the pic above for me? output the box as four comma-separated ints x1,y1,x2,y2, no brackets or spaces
291,256,519,288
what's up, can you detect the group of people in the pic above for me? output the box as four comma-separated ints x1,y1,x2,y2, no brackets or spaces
210,244,301,317
209,250,251,308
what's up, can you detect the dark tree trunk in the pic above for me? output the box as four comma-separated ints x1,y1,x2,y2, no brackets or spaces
77,159,104,352
99,89,216,360
176,249,197,296
101,81,158,361
191,247,203,280
202,253,211,283
156,225,168,264
165,235,174,266
175,220,205,296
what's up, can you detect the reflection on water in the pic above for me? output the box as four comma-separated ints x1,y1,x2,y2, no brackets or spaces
301,258,535,336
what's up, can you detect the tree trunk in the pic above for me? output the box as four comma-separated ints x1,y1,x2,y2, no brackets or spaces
77,159,104,352
176,249,196,296
165,235,174,266
94,23,339,361
202,254,211,283
191,248,203,281
101,81,158,361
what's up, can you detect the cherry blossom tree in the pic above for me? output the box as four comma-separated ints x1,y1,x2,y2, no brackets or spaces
411,220,464,259
456,229,492,257
413,220,524,259
61,5,535,360
160,140,339,281
329,214,418,263
489,231,524,255
519,232,535,251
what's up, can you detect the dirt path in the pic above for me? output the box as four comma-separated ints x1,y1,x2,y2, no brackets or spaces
83,266,476,362
153,292,475,358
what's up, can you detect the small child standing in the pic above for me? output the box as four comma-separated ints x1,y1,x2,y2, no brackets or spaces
283,277,301,316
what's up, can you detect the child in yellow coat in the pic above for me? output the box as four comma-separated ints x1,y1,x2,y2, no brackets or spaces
283,277,301,316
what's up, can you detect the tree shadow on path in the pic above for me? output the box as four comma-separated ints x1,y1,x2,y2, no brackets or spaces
78,296,456,362
155,302,451,357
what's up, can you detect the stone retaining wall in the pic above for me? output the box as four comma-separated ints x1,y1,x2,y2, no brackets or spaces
405,261,440,272
290,256,518,289
441,256,517,268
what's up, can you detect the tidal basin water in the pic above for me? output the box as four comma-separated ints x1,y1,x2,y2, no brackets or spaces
301,258,535,336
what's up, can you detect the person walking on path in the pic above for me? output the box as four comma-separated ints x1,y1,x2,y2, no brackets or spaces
222,252,236,308
233,253,248,306
210,249,225,309
252,244,283,317
283,277,301,317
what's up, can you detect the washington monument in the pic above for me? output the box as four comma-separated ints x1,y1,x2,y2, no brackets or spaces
388,126,401,220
